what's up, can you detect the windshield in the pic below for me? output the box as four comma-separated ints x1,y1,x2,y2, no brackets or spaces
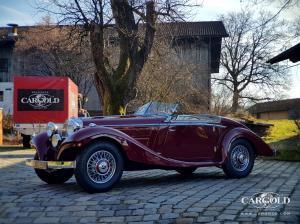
134,102,178,116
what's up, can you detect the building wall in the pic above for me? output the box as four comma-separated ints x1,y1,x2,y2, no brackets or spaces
0,45,13,82
257,111,289,120
84,85,101,113
173,37,211,111
1,36,214,113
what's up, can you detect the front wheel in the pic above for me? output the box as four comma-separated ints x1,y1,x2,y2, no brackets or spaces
34,153,74,184
74,142,124,193
222,139,255,178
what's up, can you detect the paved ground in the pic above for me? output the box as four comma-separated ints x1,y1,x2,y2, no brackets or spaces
0,148,299,224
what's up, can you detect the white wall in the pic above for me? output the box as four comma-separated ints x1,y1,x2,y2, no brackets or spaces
0,82,13,114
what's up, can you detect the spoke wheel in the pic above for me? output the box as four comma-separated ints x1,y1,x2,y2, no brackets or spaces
222,139,255,178
75,142,123,193
231,145,250,172
87,151,116,184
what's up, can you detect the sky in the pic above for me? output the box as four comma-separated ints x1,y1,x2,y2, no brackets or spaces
0,0,299,99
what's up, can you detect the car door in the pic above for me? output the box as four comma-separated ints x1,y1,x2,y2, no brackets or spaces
161,116,220,162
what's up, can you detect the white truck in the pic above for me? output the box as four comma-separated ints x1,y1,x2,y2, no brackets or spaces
13,76,78,147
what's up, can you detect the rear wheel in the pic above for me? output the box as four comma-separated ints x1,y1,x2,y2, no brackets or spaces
222,139,255,178
74,142,124,193
176,167,197,176
33,153,74,184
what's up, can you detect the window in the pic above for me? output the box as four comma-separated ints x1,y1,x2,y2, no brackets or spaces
0,91,3,102
0,58,8,72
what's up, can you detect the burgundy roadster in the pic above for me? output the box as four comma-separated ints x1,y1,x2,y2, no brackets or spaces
26,102,274,192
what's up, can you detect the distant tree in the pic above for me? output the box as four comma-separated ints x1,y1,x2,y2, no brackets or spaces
210,85,232,115
15,23,94,102
213,10,290,113
290,110,300,131
38,0,200,115
249,0,300,41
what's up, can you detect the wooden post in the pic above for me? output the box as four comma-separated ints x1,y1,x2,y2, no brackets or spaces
0,108,3,145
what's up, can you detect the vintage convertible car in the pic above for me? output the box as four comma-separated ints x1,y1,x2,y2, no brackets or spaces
26,102,275,192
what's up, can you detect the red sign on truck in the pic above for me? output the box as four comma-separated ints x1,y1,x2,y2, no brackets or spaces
13,76,78,123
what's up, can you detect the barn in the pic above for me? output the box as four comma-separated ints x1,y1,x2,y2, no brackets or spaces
0,22,228,114
248,98,300,120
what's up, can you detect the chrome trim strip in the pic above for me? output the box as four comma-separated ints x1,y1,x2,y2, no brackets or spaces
25,159,76,169
100,123,226,129
169,123,226,128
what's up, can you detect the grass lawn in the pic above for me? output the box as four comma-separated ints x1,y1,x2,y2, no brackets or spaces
257,119,300,161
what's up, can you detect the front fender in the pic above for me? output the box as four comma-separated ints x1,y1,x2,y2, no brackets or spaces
58,126,159,163
58,127,128,159
58,127,214,168
220,127,273,164
32,132,54,160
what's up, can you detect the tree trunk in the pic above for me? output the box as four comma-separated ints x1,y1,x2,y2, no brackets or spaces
232,91,239,113
103,91,125,115
90,1,156,115
95,87,126,115
94,73,126,115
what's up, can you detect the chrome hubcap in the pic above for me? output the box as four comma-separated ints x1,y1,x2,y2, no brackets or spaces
231,145,250,171
87,151,116,183
97,161,109,173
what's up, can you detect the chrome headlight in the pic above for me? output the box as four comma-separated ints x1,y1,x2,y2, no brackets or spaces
51,134,62,147
66,118,83,136
47,122,58,137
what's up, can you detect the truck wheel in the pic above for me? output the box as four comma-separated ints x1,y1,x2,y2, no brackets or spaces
33,153,74,184
176,167,197,176
74,142,124,193
222,139,255,178
22,135,31,148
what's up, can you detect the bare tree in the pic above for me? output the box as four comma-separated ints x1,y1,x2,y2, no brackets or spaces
213,10,290,113
248,0,300,41
126,38,207,113
37,0,199,115
210,85,232,115
15,23,94,101
246,0,295,24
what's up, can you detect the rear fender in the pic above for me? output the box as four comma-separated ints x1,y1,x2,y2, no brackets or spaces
220,127,273,164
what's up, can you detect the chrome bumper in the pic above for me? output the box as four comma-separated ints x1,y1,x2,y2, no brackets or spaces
25,159,76,169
